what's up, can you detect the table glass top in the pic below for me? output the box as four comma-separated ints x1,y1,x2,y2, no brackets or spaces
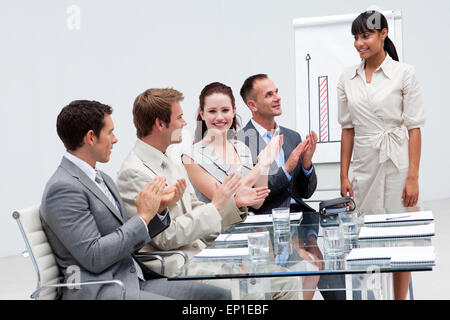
169,207,434,281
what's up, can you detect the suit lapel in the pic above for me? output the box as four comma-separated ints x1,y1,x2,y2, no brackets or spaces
134,140,189,214
164,157,190,214
279,126,292,163
60,157,124,224
243,121,279,173
243,121,267,165
101,172,126,220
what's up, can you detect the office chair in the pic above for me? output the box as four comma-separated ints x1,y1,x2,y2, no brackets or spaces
12,205,126,299
12,205,189,299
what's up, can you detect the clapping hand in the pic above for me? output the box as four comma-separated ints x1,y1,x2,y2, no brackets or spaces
284,139,309,173
135,177,166,224
211,173,242,212
257,135,283,168
234,177,270,209
158,178,187,213
301,131,318,170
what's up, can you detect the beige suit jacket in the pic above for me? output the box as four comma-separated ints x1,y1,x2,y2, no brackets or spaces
116,139,247,276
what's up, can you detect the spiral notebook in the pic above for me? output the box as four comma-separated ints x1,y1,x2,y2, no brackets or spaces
358,223,435,240
346,246,435,267
363,211,434,227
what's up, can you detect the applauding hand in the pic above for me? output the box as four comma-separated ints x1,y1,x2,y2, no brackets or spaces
257,134,283,168
234,177,270,209
211,173,242,211
135,177,166,224
301,131,318,170
158,178,187,213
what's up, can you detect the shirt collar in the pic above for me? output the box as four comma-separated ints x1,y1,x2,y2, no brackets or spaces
134,139,169,169
63,151,97,183
350,53,394,80
251,119,280,139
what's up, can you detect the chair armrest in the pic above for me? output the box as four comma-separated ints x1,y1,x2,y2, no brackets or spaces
31,279,126,300
135,250,188,276
139,250,188,265
134,253,165,274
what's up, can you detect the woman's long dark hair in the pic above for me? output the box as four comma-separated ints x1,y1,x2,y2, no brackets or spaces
194,82,241,143
351,10,399,61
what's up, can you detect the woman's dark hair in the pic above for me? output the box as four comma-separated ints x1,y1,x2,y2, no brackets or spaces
351,10,399,61
194,82,241,143
56,100,112,151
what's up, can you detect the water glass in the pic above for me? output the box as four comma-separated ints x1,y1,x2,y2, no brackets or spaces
273,231,292,267
272,207,290,234
247,231,270,263
323,226,344,257
339,211,357,239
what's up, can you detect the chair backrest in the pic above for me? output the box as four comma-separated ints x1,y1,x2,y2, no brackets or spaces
12,205,61,300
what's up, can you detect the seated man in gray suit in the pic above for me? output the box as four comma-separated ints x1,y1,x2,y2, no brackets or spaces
237,74,346,300
237,74,330,299
40,100,230,300
238,74,318,216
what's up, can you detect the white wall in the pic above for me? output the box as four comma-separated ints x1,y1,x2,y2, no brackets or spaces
1,0,449,257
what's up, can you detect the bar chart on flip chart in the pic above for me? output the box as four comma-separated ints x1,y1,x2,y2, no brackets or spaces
318,75,330,143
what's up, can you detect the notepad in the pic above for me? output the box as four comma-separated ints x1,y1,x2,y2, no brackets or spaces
242,212,303,224
194,247,249,259
346,246,435,267
364,211,434,227
358,223,435,240
215,233,249,243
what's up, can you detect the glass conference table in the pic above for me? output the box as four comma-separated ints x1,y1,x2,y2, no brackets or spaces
168,207,434,300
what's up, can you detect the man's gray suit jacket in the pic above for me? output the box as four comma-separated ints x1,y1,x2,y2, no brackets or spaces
40,157,170,300
236,120,317,215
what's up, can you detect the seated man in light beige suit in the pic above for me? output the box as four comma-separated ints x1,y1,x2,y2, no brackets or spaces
116,88,259,275
116,88,301,300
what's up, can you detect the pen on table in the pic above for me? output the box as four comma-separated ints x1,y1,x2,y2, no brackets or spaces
386,215,411,220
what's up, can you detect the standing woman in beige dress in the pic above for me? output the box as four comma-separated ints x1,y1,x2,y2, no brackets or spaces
338,11,425,300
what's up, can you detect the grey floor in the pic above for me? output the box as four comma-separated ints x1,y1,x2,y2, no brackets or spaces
1,198,448,300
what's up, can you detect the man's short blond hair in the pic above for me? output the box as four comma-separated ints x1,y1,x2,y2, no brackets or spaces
133,88,184,138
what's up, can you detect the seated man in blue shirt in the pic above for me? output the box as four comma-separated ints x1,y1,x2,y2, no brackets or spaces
237,74,344,300
237,74,318,241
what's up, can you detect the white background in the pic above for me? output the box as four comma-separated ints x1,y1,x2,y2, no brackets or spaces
1,0,449,257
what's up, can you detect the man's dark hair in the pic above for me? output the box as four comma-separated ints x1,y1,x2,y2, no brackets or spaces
240,74,268,106
56,100,113,151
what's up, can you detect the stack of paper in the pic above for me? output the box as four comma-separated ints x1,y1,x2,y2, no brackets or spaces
346,246,435,267
242,212,303,224
194,247,249,259
358,223,435,240
215,233,249,243
364,211,434,227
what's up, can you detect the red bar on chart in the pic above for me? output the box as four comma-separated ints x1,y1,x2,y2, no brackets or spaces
318,76,329,143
